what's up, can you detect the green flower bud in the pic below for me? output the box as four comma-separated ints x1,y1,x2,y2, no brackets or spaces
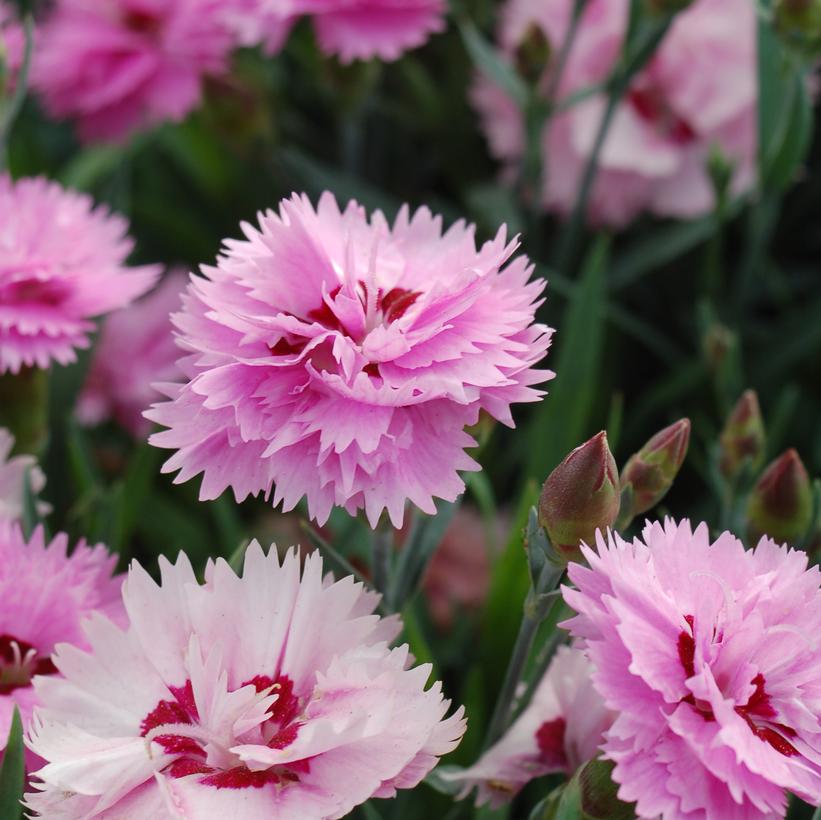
621,418,690,520
746,449,812,546
719,390,765,480
775,0,821,55
538,432,620,564
514,23,551,85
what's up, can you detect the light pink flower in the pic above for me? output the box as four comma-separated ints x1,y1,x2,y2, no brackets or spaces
31,0,237,143
475,0,756,226
562,519,821,819
146,192,552,528
26,544,466,818
0,1,25,85
77,271,185,438
223,0,445,61
0,522,123,771
0,428,48,522
446,644,613,807
0,175,159,374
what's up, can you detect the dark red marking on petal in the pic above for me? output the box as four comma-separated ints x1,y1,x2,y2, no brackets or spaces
201,766,281,790
154,734,206,756
141,699,192,736
168,758,215,779
123,9,162,35
381,288,420,322
628,86,696,144
269,336,308,357
742,673,777,719
0,634,57,694
268,722,301,750
307,286,343,331
677,616,696,679
169,681,199,721
753,726,799,757
535,717,567,767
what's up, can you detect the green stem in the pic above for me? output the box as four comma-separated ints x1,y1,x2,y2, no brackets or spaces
0,14,34,172
371,520,393,599
0,367,49,456
482,563,565,749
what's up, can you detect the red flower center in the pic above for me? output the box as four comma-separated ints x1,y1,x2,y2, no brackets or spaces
0,278,68,307
269,282,420,379
122,8,162,36
140,675,312,789
535,717,568,769
0,634,57,695
628,84,696,145
677,616,798,757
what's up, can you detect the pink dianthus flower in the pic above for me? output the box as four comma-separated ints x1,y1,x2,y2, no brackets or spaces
0,175,159,374
562,519,821,819
26,544,466,818
223,0,445,61
474,0,756,226
0,522,123,771
146,192,552,527
77,271,185,438
0,1,25,86
32,0,237,143
446,644,613,807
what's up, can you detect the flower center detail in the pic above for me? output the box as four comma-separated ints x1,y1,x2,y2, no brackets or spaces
628,83,696,145
0,278,68,307
140,676,311,790
535,717,567,768
269,283,420,377
0,634,57,695
677,616,798,757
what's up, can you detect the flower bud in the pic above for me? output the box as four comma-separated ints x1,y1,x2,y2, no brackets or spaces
775,0,821,55
746,449,812,546
621,419,690,520
514,23,551,85
538,432,620,563
719,390,765,480
577,759,636,820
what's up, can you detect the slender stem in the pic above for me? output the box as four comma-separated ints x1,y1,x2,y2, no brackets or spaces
0,14,34,172
371,520,393,599
482,563,565,749
543,0,589,111
514,627,565,721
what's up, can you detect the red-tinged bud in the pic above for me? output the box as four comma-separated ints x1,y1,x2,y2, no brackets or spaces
621,419,690,520
514,23,551,84
719,390,765,480
746,449,812,546
538,432,620,564
775,0,821,56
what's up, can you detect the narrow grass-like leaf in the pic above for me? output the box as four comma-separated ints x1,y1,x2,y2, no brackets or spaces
0,707,24,820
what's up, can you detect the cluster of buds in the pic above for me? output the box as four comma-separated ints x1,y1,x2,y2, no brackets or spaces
538,420,690,563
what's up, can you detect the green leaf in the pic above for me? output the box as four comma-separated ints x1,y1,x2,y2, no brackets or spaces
457,18,529,109
764,71,813,190
0,708,25,820
526,236,609,482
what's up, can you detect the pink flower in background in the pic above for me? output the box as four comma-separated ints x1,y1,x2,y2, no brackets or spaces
77,272,185,438
32,0,237,143
562,519,821,819
147,192,552,527
422,507,501,629
0,428,48,522
446,644,613,807
474,0,756,226
0,522,123,770
0,175,159,374
0,1,25,86
226,0,445,61
26,545,466,818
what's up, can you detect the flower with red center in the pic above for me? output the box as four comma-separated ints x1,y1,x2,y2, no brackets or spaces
31,0,237,143
25,544,466,818
473,0,756,226
562,519,821,819
225,0,445,62
77,271,186,438
445,645,613,807
0,521,123,771
146,192,552,527
0,175,159,374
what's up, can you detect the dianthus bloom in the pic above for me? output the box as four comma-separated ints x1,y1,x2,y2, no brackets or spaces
31,0,237,143
446,645,613,807
474,0,756,226
562,519,821,819
26,545,466,818
0,428,48,521
0,175,158,374
228,0,445,61
147,192,552,527
77,272,185,438
0,522,123,770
